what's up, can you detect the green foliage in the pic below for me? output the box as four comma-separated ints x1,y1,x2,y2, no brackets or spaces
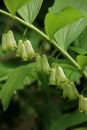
1,63,35,111
50,110,87,130
45,7,84,38
77,55,87,69
18,0,43,23
3,0,32,15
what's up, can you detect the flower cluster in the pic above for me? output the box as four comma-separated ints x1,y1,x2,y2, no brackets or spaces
50,66,79,100
2,30,17,52
16,40,35,61
36,54,50,74
2,30,35,61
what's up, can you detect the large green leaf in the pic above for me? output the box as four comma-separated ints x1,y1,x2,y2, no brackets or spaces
73,27,87,52
54,18,87,50
45,7,84,38
69,47,87,55
0,63,35,111
18,0,43,23
49,0,87,15
3,0,32,15
51,111,87,130
76,55,87,69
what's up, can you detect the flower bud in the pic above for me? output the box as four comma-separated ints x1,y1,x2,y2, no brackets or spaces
6,31,17,50
24,40,35,58
41,55,50,74
36,53,42,71
56,66,67,87
21,44,28,61
8,30,17,48
78,95,87,113
62,81,79,100
50,67,56,85
16,39,23,57
2,34,8,53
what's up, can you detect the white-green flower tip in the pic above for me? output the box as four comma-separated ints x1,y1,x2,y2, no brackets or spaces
78,95,87,114
41,54,50,74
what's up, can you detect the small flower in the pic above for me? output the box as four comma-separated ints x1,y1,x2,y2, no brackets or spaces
78,95,87,113
21,44,28,61
50,67,57,85
2,34,8,53
16,39,23,57
36,53,42,71
6,31,17,50
41,55,50,74
8,30,17,48
56,66,67,87
62,81,79,100
24,40,35,58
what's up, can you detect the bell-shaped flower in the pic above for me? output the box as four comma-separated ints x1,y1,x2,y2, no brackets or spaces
16,39,23,57
36,53,42,72
24,40,35,58
2,34,8,53
8,30,17,48
62,81,79,100
41,55,50,74
50,67,56,85
21,44,28,61
56,66,67,87
78,95,87,113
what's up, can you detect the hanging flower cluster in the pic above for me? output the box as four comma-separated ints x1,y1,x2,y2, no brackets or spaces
2,30,35,61
36,53,50,74
50,66,79,100
2,30,17,52
16,40,35,61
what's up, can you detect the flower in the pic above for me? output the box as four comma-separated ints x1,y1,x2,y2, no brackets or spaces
78,95,87,113
50,67,56,85
2,34,8,52
56,66,67,87
62,81,79,100
24,40,35,58
41,55,50,74
36,53,42,71
21,44,28,61
16,39,23,57
2,30,17,52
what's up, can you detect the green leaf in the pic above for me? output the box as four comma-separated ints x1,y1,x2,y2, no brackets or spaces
73,27,87,52
54,18,87,50
45,7,84,38
3,0,32,15
49,0,87,15
77,55,87,69
69,47,87,55
0,63,35,111
51,110,87,130
18,0,43,23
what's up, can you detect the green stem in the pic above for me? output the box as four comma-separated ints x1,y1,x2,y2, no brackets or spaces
0,9,81,71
